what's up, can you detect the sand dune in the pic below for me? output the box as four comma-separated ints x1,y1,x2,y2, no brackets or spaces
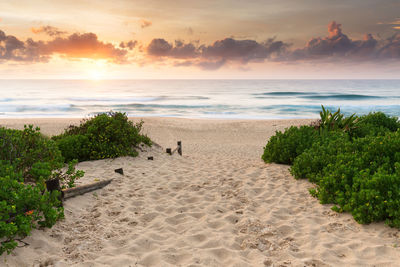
1,117,400,266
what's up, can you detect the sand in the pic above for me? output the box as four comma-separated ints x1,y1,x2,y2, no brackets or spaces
1,117,400,266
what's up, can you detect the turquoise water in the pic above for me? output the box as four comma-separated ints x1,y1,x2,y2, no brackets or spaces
0,79,399,119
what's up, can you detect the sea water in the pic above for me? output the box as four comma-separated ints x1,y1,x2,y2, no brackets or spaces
0,79,399,119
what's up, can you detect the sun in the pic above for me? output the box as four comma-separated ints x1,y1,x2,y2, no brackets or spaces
88,70,104,80
84,59,108,80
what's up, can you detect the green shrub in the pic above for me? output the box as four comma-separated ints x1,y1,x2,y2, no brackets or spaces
290,132,351,182
0,164,64,254
262,125,319,164
351,112,400,138
0,126,63,182
55,135,90,162
262,106,400,228
0,126,83,255
53,112,152,161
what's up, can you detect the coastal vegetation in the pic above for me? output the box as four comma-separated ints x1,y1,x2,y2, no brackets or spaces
263,106,400,227
0,126,82,255
52,112,152,162
0,112,151,255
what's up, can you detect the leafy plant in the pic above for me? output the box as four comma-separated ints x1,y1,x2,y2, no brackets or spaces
53,112,152,162
263,106,400,227
262,125,319,164
317,105,358,134
0,125,83,255
350,112,400,138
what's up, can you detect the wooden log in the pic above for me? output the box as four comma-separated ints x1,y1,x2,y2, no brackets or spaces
62,179,113,200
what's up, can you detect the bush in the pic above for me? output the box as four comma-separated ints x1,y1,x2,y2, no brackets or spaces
0,163,64,254
53,112,151,161
351,112,400,138
290,132,351,182
0,125,63,182
0,126,83,254
262,125,319,164
262,106,400,227
56,135,91,162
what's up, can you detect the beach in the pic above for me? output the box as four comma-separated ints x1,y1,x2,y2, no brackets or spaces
1,117,400,266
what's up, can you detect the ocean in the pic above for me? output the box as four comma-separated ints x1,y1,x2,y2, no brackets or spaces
0,79,399,119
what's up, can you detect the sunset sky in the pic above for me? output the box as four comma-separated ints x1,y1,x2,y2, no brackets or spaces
0,0,399,79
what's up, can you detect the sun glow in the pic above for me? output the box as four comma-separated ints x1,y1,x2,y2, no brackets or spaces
88,69,104,80
86,60,108,80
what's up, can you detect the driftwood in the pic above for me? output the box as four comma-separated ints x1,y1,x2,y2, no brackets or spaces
62,179,113,200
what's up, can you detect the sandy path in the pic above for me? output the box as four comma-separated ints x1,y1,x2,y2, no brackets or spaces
1,118,400,266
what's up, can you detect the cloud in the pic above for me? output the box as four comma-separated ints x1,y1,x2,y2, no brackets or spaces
31,25,67,37
200,37,288,63
378,33,400,58
45,33,127,62
197,59,226,70
377,18,400,30
119,40,137,50
0,29,129,63
147,37,289,69
147,38,172,56
1,21,399,69
140,19,152,29
145,22,399,69
283,21,400,61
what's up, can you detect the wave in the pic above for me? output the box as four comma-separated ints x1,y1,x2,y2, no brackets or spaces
300,94,383,100
15,104,84,113
67,95,210,103
254,92,384,101
72,103,231,110
260,104,400,117
254,91,314,96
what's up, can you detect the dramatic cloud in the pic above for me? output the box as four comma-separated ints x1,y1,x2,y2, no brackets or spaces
147,37,289,68
282,21,399,61
140,19,152,29
1,21,399,69
45,33,127,61
31,25,67,37
0,30,128,63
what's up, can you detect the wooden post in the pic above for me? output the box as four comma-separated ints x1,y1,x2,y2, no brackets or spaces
114,168,124,175
177,141,182,156
166,148,172,155
46,178,63,205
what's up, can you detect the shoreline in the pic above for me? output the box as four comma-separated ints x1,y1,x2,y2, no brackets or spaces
1,117,400,266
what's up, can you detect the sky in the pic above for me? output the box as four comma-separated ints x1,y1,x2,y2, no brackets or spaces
0,0,399,79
